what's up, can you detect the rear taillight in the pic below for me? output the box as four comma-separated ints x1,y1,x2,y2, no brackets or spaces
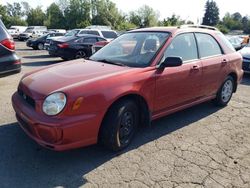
58,43,69,48
0,38,15,50
94,41,109,46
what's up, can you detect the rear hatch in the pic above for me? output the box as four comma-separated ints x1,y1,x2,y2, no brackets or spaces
0,19,20,73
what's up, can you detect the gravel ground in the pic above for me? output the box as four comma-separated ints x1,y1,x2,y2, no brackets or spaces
0,41,250,188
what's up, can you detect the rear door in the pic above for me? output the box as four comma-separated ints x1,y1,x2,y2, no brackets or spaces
195,33,228,97
154,33,203,113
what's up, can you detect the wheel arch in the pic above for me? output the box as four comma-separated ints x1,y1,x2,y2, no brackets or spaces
228,72,238,92
98,93,151,141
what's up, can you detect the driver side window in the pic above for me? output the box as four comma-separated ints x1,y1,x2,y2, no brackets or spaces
163,33,198,63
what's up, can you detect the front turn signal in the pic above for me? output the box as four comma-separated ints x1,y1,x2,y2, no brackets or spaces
72,97,84,111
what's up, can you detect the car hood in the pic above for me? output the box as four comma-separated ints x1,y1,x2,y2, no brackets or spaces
19,59,131,99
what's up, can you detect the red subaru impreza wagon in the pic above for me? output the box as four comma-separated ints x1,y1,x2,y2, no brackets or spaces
12,25,243,151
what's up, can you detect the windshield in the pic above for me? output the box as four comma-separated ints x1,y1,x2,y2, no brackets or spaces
65,30,79,37
90,32,169,67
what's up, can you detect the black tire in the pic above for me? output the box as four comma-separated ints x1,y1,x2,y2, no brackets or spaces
75,50,87,59
214,76,234,107
99,100,139,151
38,43,44,50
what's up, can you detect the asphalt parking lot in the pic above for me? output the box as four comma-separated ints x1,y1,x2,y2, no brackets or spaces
0,41,250,188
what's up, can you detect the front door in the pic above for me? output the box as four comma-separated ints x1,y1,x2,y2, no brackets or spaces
154,33,203,114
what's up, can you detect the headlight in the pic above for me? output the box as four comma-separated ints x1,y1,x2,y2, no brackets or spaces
42,92,67,116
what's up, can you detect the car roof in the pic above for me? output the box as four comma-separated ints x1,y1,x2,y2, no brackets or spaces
77,34,105,38
77,34,106,40
129,25,220,35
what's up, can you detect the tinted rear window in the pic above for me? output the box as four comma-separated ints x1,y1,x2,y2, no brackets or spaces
101,31,117,38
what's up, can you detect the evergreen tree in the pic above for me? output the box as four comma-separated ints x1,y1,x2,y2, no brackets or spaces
202,0,219,26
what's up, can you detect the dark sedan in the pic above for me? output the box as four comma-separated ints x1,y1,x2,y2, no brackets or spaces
0,18,21,74
26,32,65,50
48,34,107,60
239,43,250,73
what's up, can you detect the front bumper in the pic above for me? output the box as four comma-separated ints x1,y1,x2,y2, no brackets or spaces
12,92,104,151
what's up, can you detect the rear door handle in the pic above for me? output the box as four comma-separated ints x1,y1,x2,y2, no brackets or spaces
221,59,228,65
191,65,200,70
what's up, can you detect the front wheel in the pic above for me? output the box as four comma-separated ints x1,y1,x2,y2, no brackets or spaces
99,100,139,151
214,76,234,107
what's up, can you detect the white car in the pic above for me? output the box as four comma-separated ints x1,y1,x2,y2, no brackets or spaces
77,29,118,41
8,26,27,39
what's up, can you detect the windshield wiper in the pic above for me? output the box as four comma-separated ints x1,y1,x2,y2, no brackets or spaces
95,59,126,67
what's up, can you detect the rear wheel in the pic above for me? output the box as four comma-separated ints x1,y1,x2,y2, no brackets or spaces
38,43,44,50
75,50,86,59
99,100,139,151
214,76,234,107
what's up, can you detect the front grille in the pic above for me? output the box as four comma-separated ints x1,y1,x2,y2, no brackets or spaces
16,114,33,134
18,89,36,108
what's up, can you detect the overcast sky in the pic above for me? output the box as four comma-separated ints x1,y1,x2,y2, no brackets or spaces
1,0,249,23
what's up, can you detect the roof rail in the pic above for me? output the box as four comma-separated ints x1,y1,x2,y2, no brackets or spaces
179,24,218,31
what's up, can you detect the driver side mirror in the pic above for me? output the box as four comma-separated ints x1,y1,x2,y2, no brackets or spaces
157,56,183,69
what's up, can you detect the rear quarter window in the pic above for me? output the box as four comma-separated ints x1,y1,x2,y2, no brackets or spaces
216,33,236,52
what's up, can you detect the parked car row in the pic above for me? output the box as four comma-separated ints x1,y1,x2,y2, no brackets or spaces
26,32,65,50
48,34,107,60
42,28,117,60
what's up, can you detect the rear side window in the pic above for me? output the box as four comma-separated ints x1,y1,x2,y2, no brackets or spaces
98,37,106,42
101,31,117,38
79,30,88,35
0,19,9,40
55,33,64,36
195,33,222,58
87,30,100,36
164,33,198,62
83,37,97,43
0,19,7,30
